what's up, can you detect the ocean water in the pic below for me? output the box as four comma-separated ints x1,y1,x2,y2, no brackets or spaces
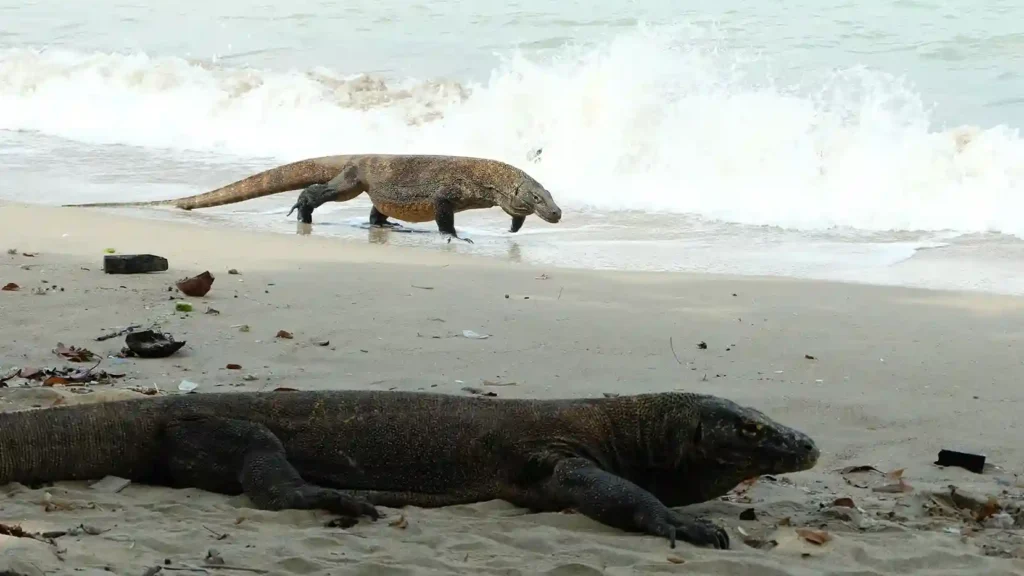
2,0,1023,294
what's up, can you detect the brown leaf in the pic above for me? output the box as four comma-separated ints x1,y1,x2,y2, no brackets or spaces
226,363,242,370
795,528,833,546
175,271,215,297
389,514,408,529
43,376,71,387
18,367,42,379
273,387,299,392
832,497,856,508
666,555,685,564
976,497,1002,522
54,342,97,362
2,282,19,291
276,330,293,339
0,523,33,538
885,468,906,480
731,476,759,496
872,478,913,494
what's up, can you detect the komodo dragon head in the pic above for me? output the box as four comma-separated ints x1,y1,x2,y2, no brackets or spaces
500,169,562,224
627,393,820,507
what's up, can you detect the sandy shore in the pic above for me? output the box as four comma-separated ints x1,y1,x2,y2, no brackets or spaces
1,202,1023,575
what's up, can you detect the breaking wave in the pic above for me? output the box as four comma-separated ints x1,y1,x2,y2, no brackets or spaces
1,26,1023,236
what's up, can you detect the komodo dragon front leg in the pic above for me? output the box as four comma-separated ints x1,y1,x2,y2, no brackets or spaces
543,457,730,549
160,415,380,526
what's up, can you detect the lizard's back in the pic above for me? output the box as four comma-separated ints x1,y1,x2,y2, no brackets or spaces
0,390,582,496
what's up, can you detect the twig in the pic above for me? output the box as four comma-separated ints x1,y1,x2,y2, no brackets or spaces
557,287,563,300
669,337,683,365
411,284,434,290
96,324,141,341
82,358,103,377
201,566,269,574
203,525,228,540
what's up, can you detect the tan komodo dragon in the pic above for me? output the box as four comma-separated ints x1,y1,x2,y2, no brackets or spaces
65,154,563,243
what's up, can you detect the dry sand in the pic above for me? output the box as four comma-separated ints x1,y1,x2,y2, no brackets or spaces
1,201,1023,575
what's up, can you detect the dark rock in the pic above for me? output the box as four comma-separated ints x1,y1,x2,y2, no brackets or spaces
103,254,168,274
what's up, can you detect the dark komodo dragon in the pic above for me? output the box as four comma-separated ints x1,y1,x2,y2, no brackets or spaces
0,389,819,548
64,154,563,243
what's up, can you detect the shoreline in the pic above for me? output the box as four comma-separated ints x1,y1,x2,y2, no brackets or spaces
11,194,1024,299
2,201,1024,574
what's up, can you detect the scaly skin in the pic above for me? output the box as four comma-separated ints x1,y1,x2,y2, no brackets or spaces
64,154,563,243
0,390,819,549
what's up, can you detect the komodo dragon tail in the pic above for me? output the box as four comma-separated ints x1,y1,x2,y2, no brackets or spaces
0,397,169,484
63,156,352,210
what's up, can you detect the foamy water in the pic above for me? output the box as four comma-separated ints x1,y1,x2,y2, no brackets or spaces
2,1,1023,294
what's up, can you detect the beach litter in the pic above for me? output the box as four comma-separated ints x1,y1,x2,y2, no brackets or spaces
176,270,215,297
103,254,168,274
123,330,186,358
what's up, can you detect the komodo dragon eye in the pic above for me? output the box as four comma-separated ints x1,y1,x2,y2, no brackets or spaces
739,421,763,437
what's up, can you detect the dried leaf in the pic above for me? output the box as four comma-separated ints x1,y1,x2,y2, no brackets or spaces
43,376,71,387
795,528,832,546
732,476,759,495
1,282,19,291
18,367,42,379
976,497,1002,522
873,478,913,494
276,330,293,339
666,555,685,564
885,468,906,480
54,343,97,362
389,514,408,529
832,497,856,508
273,387,299,392
226,363,242,370
175,271,215,297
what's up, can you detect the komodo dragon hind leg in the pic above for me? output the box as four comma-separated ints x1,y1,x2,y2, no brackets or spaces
160,415,379,525
286,166,364,224
543,457,729,550
434,197,474,244
368,206,401,228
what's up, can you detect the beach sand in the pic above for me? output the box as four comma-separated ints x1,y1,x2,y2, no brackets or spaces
1,202,1023,575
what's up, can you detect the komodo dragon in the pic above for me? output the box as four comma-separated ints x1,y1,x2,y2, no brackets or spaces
0,389,819,549
64,154,563,243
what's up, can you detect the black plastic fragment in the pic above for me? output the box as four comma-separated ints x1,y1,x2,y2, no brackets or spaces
103,254,169,274
935,449,985,474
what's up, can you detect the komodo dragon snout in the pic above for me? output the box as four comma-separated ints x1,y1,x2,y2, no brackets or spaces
511,179,562,224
